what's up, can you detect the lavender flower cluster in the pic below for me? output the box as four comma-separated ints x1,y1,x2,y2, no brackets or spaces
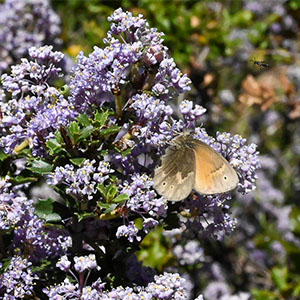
0,45,76,156
0,0,61,75
0,256,38,299
44,255,201,300
0,176,32,230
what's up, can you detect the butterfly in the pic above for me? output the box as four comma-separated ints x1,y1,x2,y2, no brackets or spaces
153,133,239,201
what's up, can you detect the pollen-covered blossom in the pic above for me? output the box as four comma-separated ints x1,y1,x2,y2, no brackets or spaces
145,272,189,299
130,93,180,148
0,46,76,155
43,278,80,299
116,221,141,243
57,255,71,272
180,100,207,128
74,254,98,273
120,173,167,217
0,256,39,299
0,0,61,75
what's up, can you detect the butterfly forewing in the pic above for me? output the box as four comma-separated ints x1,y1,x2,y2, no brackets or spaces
153,146,195,201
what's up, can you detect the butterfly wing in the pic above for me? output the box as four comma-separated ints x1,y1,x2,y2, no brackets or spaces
153,146,195,201
193,141,239,194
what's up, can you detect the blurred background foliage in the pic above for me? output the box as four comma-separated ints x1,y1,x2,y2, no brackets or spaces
52,1,300,299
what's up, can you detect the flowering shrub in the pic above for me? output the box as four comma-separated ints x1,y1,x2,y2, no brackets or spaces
0,7,261,300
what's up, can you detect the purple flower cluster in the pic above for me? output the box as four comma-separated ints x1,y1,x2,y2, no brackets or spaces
70,8,191,113
0,176,33,230
63,8,260,242
13,212,71,263
204,280,250,300
173,240,205,266
245,0,297,34
0,0,61,75
116,173,166,241
180,100,207,128
47,160,114,201
0,256,39,299
44,266,200,300
0,46,76,156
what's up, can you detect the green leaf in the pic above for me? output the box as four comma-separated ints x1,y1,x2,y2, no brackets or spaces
31,259,52,272
100,125,121,137
70,158,86,167
11,175,37,185
0,150,9,162
97,202,118,214
97,183,107,198
46,138,62,155
251,289,280,300
75,211,95,222
76,125,94,143
113,193,129,203
55,130,63,144
68,121,80,142
272,267,288,291
94,110,111,127
77,114,91,126
107,185,117,201
135,217,143,230
28,160,53,174
138,226,171,270
34,199,61,222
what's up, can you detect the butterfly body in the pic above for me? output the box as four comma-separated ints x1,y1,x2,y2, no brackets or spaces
153,134,239,201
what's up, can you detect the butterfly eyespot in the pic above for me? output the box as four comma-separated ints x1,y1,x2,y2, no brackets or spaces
223,176,228,181
162,182,166,186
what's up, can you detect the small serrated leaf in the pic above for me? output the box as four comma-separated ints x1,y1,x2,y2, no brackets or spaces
97,202,118,214
70,158,86,167
28,160,53,174
113,193,129,203
77,114,91,126
76,125,94,143
107,185,117,201
11,175,37,185
100,126,121,137
0,150,9,162
35,199,61,222
46,138,62,155
97,184,107,198
68,122,80,142
94,110,110,127
74,212,95,222
55,131,63,143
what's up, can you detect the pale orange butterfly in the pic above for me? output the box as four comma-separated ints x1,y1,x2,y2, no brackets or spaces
153,133,239,201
